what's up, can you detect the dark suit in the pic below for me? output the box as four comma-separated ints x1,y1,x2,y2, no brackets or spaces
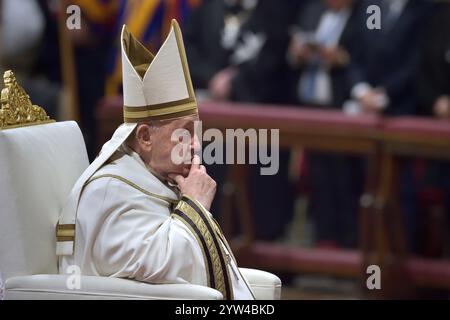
417,2,450,116
289,0,365,107
409,2,450,253
184,0,297,103
347,0,432,250
349,0,431,116
287,1,366,248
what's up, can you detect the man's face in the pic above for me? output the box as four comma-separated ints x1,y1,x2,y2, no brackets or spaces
146,114,200,179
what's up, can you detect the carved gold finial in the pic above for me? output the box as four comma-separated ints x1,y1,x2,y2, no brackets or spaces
0,70,54,129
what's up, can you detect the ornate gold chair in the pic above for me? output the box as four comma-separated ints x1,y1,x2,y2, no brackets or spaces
0,71,281,300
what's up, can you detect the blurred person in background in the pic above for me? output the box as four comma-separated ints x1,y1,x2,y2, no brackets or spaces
348,0,431,116
350,0,432,256
286,0,365,248
345,0,431,253
184,0,297,103
184,0,304,240
417,1,450,120
347,0,432,256
287,0,363,109
3,0,119,158
0,0,60,119
411,0,450,256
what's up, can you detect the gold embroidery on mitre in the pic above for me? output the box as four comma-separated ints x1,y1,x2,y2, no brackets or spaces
0,70,54,130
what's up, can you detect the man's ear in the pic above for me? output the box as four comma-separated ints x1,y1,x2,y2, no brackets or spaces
135,124,153,151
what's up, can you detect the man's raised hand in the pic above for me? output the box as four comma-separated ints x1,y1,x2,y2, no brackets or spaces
169,155,216,211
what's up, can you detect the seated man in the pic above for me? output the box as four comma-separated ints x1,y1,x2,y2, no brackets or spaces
56,20,254,300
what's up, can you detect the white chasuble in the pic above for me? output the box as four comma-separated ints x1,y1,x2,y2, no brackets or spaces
59,146,254,300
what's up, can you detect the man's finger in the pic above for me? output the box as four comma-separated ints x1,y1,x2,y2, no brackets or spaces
191,154,201,169
199,165,206,173
168,174,185,186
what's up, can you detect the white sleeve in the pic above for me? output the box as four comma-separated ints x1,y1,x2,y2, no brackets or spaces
92,179,207,286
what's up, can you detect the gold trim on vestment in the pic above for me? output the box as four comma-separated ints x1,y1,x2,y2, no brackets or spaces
86,174,178,207
56,223,76,242
209,216,256,299
80,171,232,297
172,196,234,299
174,200,223,294
56,236,75,242
56,229,75,237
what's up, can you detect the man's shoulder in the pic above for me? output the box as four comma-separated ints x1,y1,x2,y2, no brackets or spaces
80,173,132,204
89,153,151,191
94,152,135,178
81,154,178,208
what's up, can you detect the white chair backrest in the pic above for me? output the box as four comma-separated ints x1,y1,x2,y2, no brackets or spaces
0,121,89,279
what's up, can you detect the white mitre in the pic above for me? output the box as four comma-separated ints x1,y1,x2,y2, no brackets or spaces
56,19,198,256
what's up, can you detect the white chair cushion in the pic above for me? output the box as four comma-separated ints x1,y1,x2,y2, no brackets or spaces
5,275,223,300
0,121,89,279
239,268,282,300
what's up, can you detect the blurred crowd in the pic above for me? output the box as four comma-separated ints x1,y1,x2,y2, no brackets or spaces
1,0,449,256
